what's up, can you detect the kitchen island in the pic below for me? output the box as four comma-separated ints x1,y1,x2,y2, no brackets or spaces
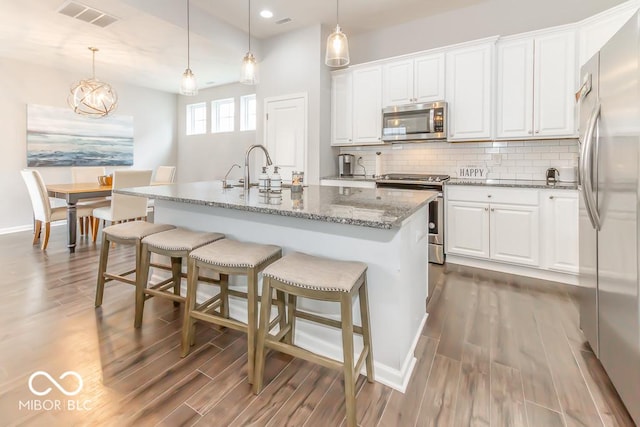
117,182,437,391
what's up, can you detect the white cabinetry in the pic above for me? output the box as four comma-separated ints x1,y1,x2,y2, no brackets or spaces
446,186,539,266
496,29,577,139
352,65,383,144
446,41,494,141
382,52,445,106
541,189,579,273
331,72,353,145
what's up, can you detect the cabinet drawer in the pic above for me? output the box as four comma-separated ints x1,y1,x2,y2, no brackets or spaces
446,186,539,205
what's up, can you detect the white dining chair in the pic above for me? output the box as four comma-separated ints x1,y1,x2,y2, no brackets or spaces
152,166,176,184
91,170,153,242
21,169,93,250
71,166,110,235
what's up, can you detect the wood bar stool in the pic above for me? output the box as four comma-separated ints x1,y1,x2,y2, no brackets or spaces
253,252,374,427
135,228,224,327
95,221,176,310
181,239,283,385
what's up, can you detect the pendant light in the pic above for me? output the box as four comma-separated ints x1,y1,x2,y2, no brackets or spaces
240,0,258,85
180,0,198,95
68,47,118,118
325,0,350,67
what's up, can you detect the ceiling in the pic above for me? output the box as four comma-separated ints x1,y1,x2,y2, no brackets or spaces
0,0,486,93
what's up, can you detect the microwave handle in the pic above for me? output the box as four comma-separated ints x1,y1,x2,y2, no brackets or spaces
429,109,434,132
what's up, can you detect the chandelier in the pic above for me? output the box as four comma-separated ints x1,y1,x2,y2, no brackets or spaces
68,47,118,118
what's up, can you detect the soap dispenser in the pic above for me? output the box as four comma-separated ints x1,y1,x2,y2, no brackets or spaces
259,166,270,193
271,166,282,193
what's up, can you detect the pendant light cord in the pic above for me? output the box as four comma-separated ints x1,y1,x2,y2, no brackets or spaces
187,0,191,68
336,0,339,25
248,0,251,52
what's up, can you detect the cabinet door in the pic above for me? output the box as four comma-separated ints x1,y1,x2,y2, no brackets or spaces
414,53,445,103
534,30,577,137
382,59,414,106
352,66,383,144
543,191,578,273
446,43,494,141
331,72,353,145
446,201,490,258
490,204,540,266
496,38,534,138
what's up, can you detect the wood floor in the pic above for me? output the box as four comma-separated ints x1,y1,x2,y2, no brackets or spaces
1,226,635,426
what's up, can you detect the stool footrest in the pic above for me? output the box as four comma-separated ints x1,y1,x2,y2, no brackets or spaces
190,311,247,333
227,289,247,299
355,345,370,378
265,338,343,372
196,294,223,312
103,269,136,285
271,324,290,342
145,288,184,303
293,310,364,335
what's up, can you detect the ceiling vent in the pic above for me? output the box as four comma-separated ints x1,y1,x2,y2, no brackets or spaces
275,17,292,25
57,1,118,28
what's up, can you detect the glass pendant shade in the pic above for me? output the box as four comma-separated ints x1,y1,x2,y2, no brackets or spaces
68,47,118,118
181,68,198,96
240,52,258,85
325,24,350,67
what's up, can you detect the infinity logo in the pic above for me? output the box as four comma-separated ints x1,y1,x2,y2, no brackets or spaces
28,371,83,396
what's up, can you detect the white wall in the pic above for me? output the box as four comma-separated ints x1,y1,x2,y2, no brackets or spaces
257,24,337,184
0,57,177,231
349,0,627,64
177,83,256,183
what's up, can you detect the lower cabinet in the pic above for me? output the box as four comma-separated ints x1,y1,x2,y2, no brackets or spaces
446,185,578,275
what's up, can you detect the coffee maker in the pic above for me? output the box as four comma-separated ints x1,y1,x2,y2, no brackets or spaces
338,154,355,177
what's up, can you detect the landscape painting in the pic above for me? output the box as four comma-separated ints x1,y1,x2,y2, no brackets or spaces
27,104,134,166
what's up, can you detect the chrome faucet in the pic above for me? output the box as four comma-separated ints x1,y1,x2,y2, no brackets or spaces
222,163,240,188
244,144,273,190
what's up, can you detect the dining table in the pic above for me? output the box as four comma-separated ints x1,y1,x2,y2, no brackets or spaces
47,183,112,253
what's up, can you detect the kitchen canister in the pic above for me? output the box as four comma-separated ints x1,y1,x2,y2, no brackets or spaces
557,166,577,182
375,152,383,178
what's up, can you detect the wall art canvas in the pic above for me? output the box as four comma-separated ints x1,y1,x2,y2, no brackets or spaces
26,104,134,166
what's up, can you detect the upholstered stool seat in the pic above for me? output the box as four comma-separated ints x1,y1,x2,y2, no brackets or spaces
95,221,176,312
135,228,224,327
253,252,374,427
181,239,283,385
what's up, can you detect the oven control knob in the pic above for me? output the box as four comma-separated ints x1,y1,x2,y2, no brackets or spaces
429,222,436,229
427,177,433,182
435,177,441,182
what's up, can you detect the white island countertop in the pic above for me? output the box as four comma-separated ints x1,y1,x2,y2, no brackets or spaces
116,181,438,229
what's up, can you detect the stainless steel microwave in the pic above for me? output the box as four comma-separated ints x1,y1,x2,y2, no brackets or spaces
381,101,447,142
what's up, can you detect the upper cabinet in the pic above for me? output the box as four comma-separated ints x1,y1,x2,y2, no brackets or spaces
446,41,495,141
331,72,353,145
331,65,383,146
352,65,383,144
496,29,577,139
382,52,445,107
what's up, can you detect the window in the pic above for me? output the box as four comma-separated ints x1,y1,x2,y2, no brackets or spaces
211,98,235,133
240,94,256,131
186,102,206,135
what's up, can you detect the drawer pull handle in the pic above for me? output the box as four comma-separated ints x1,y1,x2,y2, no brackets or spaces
487,195,492,198
491,208,495,212
549,195,554,199
484,207,489,211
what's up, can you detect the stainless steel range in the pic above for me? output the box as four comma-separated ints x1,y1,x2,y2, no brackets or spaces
375,173,449,264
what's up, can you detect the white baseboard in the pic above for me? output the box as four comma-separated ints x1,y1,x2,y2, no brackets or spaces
0,220,66,236
446,255,579,286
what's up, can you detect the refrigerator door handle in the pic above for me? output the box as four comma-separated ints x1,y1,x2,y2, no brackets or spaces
581,103,601,230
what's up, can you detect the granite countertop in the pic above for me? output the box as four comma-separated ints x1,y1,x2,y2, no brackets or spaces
446,178,578,190
117,181,438,229
321,175,378,182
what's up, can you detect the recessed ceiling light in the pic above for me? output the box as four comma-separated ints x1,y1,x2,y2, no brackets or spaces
260,10,273,19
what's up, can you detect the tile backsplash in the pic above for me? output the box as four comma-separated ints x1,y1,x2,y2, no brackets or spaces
339,139,579,181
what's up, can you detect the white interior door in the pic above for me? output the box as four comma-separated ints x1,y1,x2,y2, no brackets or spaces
264,93,307,182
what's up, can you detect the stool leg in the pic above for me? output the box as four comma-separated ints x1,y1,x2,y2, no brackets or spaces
359,277,374,382
246,267,259,385
171,256,182,307
95,233,110,307
135,242,152,328
220,274,229,318
341,292,357,427
253,276,273,395
286,294,297,345
181,257,199,357
276,290,287,338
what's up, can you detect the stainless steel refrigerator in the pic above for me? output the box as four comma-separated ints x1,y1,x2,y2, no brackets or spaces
578,12,640,425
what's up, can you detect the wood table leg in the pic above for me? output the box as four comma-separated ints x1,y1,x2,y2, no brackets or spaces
66,202,78,253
